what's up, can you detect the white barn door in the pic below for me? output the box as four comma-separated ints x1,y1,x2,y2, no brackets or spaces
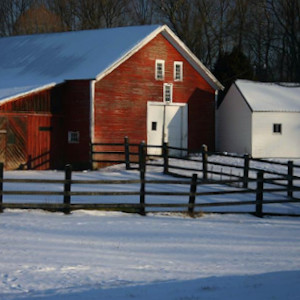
147,102,187,156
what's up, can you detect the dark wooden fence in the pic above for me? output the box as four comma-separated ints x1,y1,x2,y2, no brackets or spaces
91,138,300,195
1,139,300,217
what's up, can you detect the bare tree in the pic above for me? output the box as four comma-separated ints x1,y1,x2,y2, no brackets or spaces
228,0,253,51
0,0,298,82
0,0,34,36
75,0,128,29
268,0,300,81
194,0,233,67
129,0,156,25
46,0,79,31
245,1,276,81
100,0,129,28
153,0,208,64
13,2,66,35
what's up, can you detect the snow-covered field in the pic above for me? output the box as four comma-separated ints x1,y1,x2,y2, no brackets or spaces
1,158,300,299
1,210,300,300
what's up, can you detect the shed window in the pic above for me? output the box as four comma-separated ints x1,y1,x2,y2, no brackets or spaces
273,124,282,134
155,59,165,80
174,61,183,81
163,83,173,103
68,131,80,143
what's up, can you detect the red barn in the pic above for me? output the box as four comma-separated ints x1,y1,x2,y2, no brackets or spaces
0,25,223,170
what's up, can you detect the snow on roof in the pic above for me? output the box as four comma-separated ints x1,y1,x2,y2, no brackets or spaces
0,25,161,102
235,80,300,112
0,25,223,103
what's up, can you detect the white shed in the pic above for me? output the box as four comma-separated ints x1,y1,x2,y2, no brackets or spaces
217,80,300,158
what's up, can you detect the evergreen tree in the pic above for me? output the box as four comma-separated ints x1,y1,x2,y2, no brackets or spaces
214,46,254,104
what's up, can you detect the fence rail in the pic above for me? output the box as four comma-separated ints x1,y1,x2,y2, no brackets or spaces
1,143,300,216
0,138,299,216
91,138,300,184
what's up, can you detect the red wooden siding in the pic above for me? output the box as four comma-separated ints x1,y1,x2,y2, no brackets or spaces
0,85,64,170
62,80,91,169
0,118,6,162
0,90,51,112
94,33,216,155
27,115,63,169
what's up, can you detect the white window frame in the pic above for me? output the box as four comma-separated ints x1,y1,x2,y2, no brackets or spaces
163,83,173,103
155,59,165,80
174,61,183,81
68,131,80,143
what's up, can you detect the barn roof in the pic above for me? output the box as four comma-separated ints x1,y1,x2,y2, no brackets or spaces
235,80,300,112
0,25,223,103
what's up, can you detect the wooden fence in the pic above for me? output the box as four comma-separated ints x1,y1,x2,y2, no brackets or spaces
1,139,300,217
91,138,300,195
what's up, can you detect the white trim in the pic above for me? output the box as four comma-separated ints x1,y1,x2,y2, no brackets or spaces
174,61,183,81
95,25,164,82
161,26,224,90
94,24,223,90
155,59,165,80
90,80,95,144
163,83,173,103
148,101,186,107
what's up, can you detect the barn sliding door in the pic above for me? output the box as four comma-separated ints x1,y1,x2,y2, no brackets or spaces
0,116,27,169
0,117,7,164
147,102,187,156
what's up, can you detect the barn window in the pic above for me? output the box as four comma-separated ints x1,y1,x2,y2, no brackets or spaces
163,83,173,103
152,122,157,131
174,61,183,81
155,59,165,80
273,124,282,134
68,131,80,143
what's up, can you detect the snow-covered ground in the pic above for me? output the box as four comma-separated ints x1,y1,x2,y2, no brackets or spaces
1,210,300,300
1,158,300,299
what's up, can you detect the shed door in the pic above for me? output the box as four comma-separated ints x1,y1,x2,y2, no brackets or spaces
147,103,187,156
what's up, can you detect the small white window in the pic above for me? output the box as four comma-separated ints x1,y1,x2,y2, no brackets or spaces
68,131,80,143
174,61,183,81
273,124,282,134
163,83,173,103
155,59,165,80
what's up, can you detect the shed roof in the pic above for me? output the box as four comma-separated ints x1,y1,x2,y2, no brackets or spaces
0,25,223,103
235,80,300,112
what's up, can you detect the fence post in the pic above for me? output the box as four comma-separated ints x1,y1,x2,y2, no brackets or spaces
0,162,3,213
139,141,146,216
243,154,250,188
287,161,293,198
124,136,130,170
64,164,72,214
188,173,198,216
255,171,264,218
89,142,94,170
202,144,208,181
163,142,169,174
